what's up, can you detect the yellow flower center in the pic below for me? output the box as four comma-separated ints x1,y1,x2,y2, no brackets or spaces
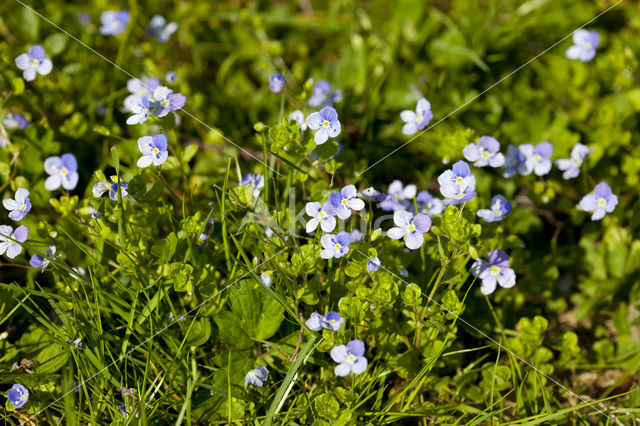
408,223,415,232
491,266,501,275
456,176,463,183
61,167,69,176
31,59,39,66
347,355,356,362
534,154,542,163
584,42,592,49
20,205,27,211
598,198,606,206
334,243,342,250
482,150,490,158
319,211,326,218
322,120,330,127
417,115,424,123
341,199,348,205
162,99,170,107
153,147,159,155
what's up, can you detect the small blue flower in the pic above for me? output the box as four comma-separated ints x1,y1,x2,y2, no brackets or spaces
137,134,168,167
109,177,129,201
519,142,553,176
438,160,476,205
29,245,56,271
305,106,341,145
260,271,273,287
305,201,337,233
555,143,593,180
320,231,351,259
151,86,186,117
15,45,52,82
463,136,505,168
269,73,285,93
503,144,526,178
328,185,365,220
244,365,269,388
288,110,307,132
415,191,444,216
7,383,29,409
377,180,417,211
166,71,178,84
308,80,342,107
578,182,618,221
124,77,160,111
566,29,600,62
305,311,344,332
400,98,433,135
126,96,151,125
367,257,381,273
3,113,30,130
471,249,516,295
477,195,512,223
147,15,178,42
387,210,431,250
3,188,31,221
44,153,79,191
350,229,363,243
360,187,381,201
0,225,28,259
330,340,368,377
240,173,265,198
100,11,130,36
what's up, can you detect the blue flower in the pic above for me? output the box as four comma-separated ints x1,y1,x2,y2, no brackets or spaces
350,229,363,243
328,185,365,220
126,96,151,125
330,340,368,376
503,144,526,178
240,173,265,198
400,98,433,135
44,153,79,191
367,257,381,273
15,45,52,82
305,311,344,332
320,231,351,259
166,71,178,84
7,383,29,409
3,188,31,221
244,365,269,388
269,73,285,93
137,134,168,167
3,113,30,130
0,225,28,259
387,210,431,250
109,177,129,201
100,11,130,36
415,191,444,216
566,30,600,62
555,143,593,180
578,182,618,221
519,142,553,176
377,180,417,211
146,15,178,42
260,271,273,287
288,110,307,132
360,187,381,201
463,136,505,168
305,201,337,233
151,86,186,117
308,80,342,107
438,160,476,205
124,77,161,111
29,245,56,271
305,106,341,145
477,195,512,223
471,249,516,295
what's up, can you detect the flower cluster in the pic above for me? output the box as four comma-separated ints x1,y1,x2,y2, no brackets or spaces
125,82,186,125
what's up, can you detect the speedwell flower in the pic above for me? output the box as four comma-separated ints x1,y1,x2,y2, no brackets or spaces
240,173,264,198
244,366,269,388
367,257,381,273
7,383,29,409
320,231,351,259
328,185,365,220
124,77,160,111
3,113,30,130
288,110,307,132
3,188,31,221
503,144,526,178
387,210,431,250
463,136,505,167
555,143,593,180
151,86,186,117
476,195,512,223
378,180,417,211
99,11,130,36
44,153,79,191
330,340,368,377
578,182,618,221
0,225,28,259
15,45,52,82
137,134,168,167
109,177,129,201
415,191,444,216
30,245,56,271
146,15,178,42
260,271,273,287
305,311,344,332
471,249,516,295
308,80,342,107
400,98,433,135
519,142,553,176
566,29,600,62
305,201,337,233
306,106,341,145
269,73,285,93
438,160,476,205
126,96,151,125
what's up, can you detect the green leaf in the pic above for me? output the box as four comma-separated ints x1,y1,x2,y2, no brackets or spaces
43,33,69,56
186,318,212,347
182,144,199,163
151,232,178,263
313,140,340,161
